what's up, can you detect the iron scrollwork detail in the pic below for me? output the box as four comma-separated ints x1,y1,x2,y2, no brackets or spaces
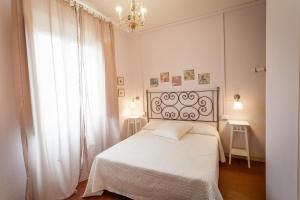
149,90,216,122
198,96,213,116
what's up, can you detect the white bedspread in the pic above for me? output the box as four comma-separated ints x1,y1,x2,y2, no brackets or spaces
83,130,224,200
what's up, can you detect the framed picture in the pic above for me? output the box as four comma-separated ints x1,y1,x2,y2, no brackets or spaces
172,76,182,86
118,88,125,97
198,73,210,84
117,76,125,86
184,69,195,81
160,72,170,83
150,78,159,87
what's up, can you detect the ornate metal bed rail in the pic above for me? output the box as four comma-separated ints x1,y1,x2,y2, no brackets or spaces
146,87,220,130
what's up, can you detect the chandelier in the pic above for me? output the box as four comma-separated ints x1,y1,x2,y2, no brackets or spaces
115,0,147,32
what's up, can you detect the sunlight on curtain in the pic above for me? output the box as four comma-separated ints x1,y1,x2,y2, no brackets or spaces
23,0,82,199
34,31,81,193
20,0,121,198
79,10,120,180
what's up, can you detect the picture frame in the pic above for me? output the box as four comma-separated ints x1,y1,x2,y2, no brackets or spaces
172,76,182,86
117,76,125,86
118,88,125,97
160,72,170,83
150,78,159,87
184,69,195,81
198,73,210,85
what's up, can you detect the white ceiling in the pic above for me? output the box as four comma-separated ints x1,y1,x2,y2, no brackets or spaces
85,0,262,31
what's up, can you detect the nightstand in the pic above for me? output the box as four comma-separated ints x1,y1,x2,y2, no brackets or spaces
228,120,251,168
127,116,142,136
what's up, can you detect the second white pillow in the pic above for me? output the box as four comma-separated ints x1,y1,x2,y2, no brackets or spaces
153,121,193,140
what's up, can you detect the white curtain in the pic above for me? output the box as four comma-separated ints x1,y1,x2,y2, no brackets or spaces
79,9,120,180
14,0,120,199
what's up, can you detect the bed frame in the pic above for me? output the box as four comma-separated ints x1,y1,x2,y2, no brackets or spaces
146,87,220,131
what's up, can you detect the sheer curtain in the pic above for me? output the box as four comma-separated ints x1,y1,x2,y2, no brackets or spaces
79,9,120,180
14,0,120,199
22,0,82,199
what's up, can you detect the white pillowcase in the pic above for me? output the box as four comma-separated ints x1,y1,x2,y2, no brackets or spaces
143,120,218,137
153,121,193,140
143,119,164,130
188,122,217,136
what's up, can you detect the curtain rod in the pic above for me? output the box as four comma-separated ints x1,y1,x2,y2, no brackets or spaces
64,0,111,22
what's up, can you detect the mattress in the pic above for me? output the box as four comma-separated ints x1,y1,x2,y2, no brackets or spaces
83,129,224,200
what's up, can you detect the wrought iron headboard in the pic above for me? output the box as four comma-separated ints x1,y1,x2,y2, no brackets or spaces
146,87,220,131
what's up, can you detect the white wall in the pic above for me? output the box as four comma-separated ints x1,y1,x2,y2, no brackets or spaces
119,3,266,159
140,15,224,93
114,28,144,138
0,0,26,199
224,3,266,159
266,0,300,199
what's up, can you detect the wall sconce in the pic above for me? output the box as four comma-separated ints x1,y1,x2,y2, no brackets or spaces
129,96,140,108
233,94,243,110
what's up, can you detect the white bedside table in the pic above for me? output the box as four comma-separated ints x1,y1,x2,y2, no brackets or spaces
228,120,251,168
127,116,142,136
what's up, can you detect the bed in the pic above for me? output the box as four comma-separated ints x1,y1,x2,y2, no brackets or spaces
83,88,225,200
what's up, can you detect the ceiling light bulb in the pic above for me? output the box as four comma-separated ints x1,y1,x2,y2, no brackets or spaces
115,6,122,13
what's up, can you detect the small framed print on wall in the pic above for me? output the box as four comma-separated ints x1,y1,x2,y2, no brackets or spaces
150,78,159,87
172,76,182,86
184,69,195,81
160,72,170,83
117,76,125,86
118,88,125,97
198,73,210,85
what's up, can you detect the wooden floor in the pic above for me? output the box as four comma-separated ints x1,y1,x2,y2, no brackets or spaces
219,158,265,200
68,158,265,200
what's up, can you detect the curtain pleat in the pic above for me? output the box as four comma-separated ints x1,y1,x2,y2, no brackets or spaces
12,0,34,199
78,10,120,181
103,23,120,147
13,0,120,199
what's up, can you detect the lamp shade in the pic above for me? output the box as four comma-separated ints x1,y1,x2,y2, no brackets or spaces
130,101,136,108
233,101,243,110
233,94,243,110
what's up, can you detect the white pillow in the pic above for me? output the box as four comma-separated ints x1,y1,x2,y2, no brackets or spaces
188,122,217,136
143,119,164,130
153,121,193,140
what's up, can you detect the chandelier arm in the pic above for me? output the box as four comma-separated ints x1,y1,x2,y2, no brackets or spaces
115,0,146,31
